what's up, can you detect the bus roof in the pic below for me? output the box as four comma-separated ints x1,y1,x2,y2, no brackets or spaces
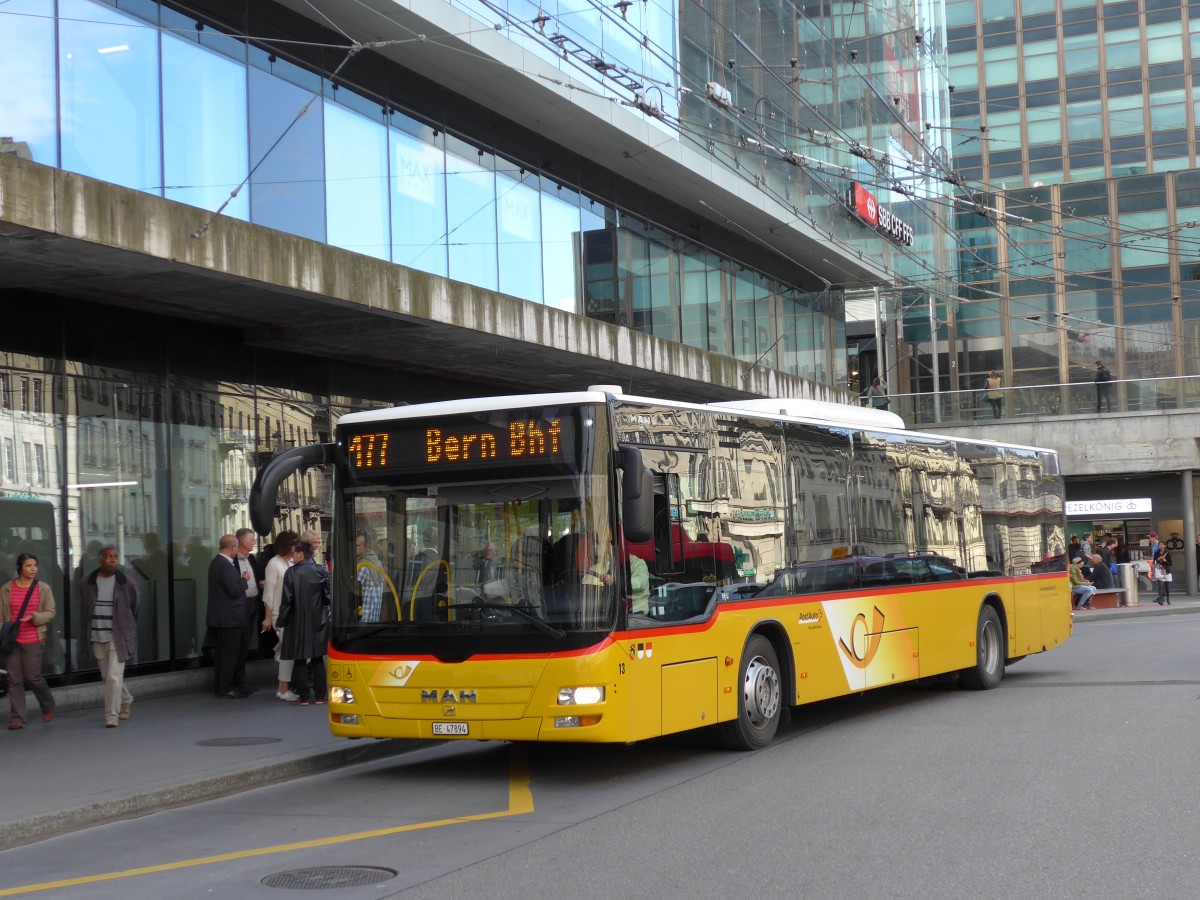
338,388,1055,456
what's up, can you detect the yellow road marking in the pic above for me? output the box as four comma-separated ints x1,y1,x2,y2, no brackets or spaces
1,746,533,896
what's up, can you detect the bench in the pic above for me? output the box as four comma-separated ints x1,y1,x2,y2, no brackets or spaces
1083,587,1134,610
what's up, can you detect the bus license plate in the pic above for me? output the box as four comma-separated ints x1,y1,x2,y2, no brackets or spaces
432,722,469,736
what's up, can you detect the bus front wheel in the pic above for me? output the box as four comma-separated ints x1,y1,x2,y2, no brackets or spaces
717,635,782,750
960,605,1004,690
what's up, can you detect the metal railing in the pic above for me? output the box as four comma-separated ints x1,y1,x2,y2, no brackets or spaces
877,374,1200,429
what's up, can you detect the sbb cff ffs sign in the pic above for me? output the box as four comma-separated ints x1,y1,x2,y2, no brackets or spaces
847,183,914,247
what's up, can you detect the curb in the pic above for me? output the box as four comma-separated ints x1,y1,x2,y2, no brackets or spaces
0,737,423,851
1072,603,1200,622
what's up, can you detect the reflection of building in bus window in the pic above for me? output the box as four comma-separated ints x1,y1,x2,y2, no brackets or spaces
475,542,499,585
628,554,649,613
508,528,547,609
581,525,613,588
416,528,439,566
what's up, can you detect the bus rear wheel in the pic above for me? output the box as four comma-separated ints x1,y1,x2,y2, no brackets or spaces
960,605,1004,690
717,635,782,750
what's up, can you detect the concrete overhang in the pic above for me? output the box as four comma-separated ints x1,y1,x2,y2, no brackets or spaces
0,155,844,406
273,0,888,291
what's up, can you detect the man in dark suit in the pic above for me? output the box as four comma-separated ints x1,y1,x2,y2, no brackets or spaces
208,534,249,698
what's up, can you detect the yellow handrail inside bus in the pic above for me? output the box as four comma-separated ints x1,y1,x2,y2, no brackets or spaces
356,559,401,621
410,558,452,621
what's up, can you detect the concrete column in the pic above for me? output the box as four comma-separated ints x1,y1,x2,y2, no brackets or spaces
1184,469,1196,595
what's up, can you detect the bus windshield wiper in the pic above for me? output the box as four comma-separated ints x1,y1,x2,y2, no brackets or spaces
447,597,565,639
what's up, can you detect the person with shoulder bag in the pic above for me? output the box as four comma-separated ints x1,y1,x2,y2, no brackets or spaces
1152,546,1173,606
863,377,889,410
984,370,1003,419
0,553,57,729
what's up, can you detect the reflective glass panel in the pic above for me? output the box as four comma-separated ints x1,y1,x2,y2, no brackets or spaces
541,182,583,312
496,161,543,302
445,136,498,290
162,33,249,219
59,0,162,193
325,101,389,259
0,367,66,675
0,0,58,165
248,66,326,242
389,117,447,276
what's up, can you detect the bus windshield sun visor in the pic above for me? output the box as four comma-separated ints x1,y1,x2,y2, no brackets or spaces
249,443,336,535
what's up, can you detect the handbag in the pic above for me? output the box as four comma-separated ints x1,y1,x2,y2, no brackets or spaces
0,582,39,666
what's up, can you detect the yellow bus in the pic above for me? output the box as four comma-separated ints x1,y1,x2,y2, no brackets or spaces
250,388,1071,750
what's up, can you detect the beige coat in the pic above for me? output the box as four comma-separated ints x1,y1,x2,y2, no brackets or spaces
0,579,57,643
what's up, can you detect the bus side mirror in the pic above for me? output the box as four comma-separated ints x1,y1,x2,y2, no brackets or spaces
249,443,336,535
618,444,654,543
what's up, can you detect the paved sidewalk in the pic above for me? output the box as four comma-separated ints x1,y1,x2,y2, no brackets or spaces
0,661,421,850
2,594,1197,850
1071,590,1200,620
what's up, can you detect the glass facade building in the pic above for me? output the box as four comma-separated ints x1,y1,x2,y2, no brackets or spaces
0,0,959,681
0,0,922,387
930,0,1200,398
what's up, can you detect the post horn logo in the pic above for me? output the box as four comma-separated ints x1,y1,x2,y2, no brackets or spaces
838,606,885,669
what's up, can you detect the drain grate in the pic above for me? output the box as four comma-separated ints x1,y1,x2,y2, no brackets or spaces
262,867,397,890
196,736,283,747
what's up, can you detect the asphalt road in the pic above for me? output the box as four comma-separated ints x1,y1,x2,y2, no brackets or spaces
4,616,1198,899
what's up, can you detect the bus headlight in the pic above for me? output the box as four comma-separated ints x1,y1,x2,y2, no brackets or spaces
557,686,605,705
330,687,355,705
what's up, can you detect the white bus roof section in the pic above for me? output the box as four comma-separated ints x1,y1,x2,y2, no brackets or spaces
338,390,1053,456
339,392,614,425
707,398,907,430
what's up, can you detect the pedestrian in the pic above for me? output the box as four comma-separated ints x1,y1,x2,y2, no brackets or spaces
863,377,889,410
81,546,139,728
277,539,329,706
1152,544,1173,605
262,530,299,701
301,529,326,570
1,553,56,729
207,534,249,699
356,531,386,623
1089,552,1114,590
1094,360,1113,412
1069,557,1094,610
984,370,1003,419
234,528,262,693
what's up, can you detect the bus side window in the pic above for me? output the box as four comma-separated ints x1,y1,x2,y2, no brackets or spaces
652,473,684,576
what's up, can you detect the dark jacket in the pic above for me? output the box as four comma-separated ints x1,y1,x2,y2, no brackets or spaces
1091,559,1114,589
277,558,329,660
206,553,246,628
81,568,140,663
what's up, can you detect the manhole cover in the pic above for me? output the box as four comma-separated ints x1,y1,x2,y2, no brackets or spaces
196,736,283,747
262,867,397,890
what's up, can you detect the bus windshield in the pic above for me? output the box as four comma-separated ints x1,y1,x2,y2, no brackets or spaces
332,404,617,654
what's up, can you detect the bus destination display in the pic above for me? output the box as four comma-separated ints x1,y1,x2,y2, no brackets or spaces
345,412,575,476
